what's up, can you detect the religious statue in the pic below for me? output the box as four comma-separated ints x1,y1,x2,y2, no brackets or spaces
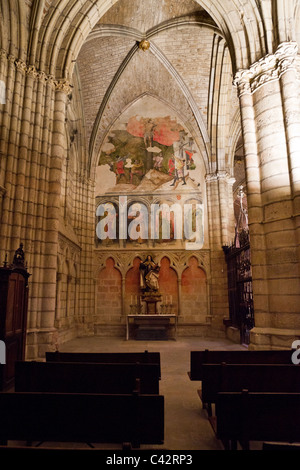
12,243,25,267
139,255,160,292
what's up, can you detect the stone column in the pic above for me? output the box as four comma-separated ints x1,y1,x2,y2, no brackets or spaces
0,55,26,253
234,42,300,349
121,277,126,318
55,272,62,326
276,43,300,263
218,171,236,246
206,173,230,331
0,49,8,190
234,67,269,333
13,65,38,246
27,73,56,335
177,277,182,316
40,80,70,330
0,51,13,193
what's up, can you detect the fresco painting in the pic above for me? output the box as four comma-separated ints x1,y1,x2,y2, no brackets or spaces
96,99,200,195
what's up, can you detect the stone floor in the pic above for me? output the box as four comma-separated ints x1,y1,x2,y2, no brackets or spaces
56,335,246,451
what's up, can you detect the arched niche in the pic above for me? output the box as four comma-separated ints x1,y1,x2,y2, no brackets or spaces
158,257,178,313
181,256,208,323
125,257,142,314
96,257,122,323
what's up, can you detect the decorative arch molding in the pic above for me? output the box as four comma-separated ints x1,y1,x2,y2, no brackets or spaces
0,0,28,61
94,253,125,278
88,41,138,163
5,0,295,83
227,108,243,173
94,250,210,280
88,40,211,172
33,0,272,82
87,17,223,45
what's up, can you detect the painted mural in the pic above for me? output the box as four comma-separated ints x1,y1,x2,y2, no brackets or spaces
95,98,204,249
96,97,202,195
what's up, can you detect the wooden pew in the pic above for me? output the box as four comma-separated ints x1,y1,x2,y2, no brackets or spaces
200,363,300,418
46,350,161,379
188,349,295,381
0,391,164,449
216,390,300,450
15,361,160,395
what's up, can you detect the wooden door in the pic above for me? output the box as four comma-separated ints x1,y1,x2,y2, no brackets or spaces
4,273,27,387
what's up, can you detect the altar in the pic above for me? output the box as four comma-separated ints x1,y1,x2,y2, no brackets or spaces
126,314,178,341
126,254,177,340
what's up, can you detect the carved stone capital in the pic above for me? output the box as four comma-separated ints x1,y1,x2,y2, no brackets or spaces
275,41,298,62
26,65,39,80
234,41,298,97
55,79,73,95
205,171,232,183
0,49,7,62
15,59,27,75
45,74,56,90
7,54,16,65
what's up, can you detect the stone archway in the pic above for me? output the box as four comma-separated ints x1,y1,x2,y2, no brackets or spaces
158,257,178,314
125,257,142,315
96,257,122,331
181,256,208,324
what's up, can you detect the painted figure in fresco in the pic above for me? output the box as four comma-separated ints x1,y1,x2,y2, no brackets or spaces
139,255,160,292
143,118,156,149
130,160,144,184
153,153,163,171
170,155,187,187
115,156,126,183
168,157,175,176
169,130,195,187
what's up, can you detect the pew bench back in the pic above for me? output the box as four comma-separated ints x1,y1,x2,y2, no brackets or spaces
46,351,161,378
189,349,295,380
0,391,164,448
201,363,300,407
15,361,160,394
216,390,300,450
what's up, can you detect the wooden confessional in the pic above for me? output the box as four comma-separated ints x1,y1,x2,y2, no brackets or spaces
0,244,30,390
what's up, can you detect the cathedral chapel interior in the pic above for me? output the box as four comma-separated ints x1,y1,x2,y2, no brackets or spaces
1,0,300,362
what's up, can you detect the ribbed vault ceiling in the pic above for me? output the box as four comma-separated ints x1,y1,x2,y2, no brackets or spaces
74,0,235,174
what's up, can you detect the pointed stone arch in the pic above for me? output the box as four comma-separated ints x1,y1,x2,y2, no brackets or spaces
158,256,179,314
181,255,208,324
96,256,123,329
34,0,274,82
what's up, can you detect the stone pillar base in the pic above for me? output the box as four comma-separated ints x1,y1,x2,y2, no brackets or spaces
249,327,300,350
25,326,82,360
25,328,59,360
